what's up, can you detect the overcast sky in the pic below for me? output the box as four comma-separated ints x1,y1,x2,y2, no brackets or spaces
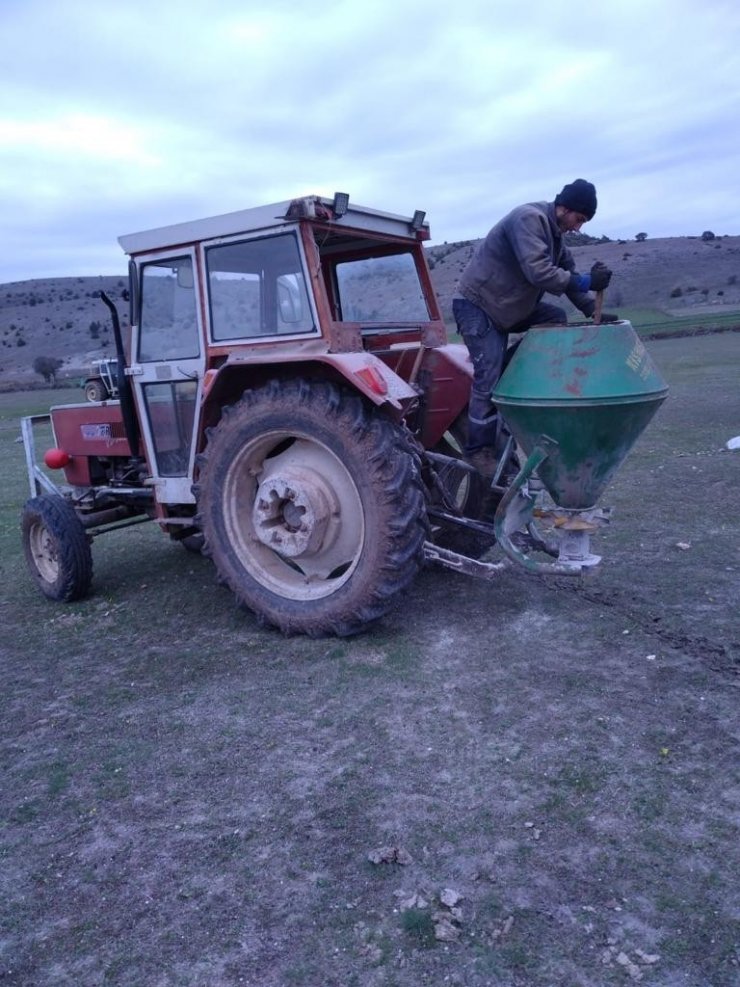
3,0,740,282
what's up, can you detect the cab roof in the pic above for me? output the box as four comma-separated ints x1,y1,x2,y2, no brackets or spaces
118,195,429,256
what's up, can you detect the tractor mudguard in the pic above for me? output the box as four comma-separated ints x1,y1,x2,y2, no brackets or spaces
414,343,473,448
202,351,420,418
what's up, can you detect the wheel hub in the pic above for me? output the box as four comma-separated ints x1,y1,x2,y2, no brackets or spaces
252,467,338,557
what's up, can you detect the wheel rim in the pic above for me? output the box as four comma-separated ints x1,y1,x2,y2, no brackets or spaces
436,427,473,510
28,520,59,584
222,431,365,601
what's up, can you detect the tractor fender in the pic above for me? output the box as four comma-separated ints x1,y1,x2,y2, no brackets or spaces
415,342,473,448
433,341,473,377
201,351,418,425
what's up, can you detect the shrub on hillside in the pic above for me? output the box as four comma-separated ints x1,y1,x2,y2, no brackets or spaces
33,355,63,385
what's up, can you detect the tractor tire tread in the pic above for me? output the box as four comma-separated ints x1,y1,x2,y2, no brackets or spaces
195,379,428,636
21,495,93,602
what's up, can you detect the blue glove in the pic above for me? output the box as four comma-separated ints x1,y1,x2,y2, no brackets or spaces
569,272,592,292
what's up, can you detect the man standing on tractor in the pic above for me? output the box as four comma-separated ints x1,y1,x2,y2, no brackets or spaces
453,179,615,477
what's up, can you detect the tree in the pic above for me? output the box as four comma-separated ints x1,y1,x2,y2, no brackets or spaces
33,355,63,386
635,232,648,242
701,230,715,241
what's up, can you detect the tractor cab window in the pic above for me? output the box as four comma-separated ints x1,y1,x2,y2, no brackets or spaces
334,252,429,322
206,233,315,341
138,257,200,362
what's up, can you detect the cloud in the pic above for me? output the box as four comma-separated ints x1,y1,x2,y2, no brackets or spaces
2,0,740,280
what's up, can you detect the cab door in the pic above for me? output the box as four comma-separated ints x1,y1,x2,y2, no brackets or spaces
128,251,205,504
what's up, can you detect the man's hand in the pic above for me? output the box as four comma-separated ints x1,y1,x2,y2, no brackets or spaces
590,262,612,291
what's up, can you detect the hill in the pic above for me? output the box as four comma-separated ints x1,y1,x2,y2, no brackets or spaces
425,233,740,326
0,275,130,387
2,235,739,388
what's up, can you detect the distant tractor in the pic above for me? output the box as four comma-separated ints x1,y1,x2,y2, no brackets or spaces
20,194,668,636
82,358,118,402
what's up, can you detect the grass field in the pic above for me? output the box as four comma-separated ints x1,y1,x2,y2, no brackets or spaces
618,307,740,337
1,335,739,987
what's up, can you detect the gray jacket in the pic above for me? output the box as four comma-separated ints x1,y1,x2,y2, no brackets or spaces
458,200,595,329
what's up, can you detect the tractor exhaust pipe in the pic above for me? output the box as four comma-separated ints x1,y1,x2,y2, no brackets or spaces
98,290,142,460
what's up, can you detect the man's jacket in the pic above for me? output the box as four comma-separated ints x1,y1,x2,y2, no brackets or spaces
458,200,595,330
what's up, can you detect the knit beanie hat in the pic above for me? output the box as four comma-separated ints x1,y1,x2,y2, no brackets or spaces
555,179,597,220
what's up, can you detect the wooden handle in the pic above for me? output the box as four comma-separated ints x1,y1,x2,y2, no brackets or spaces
593,289,604,325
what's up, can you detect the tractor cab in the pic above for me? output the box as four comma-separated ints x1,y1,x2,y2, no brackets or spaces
117,194,459,507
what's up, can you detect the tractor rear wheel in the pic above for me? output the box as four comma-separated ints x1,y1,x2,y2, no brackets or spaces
194,380,428,636
21,495,93,601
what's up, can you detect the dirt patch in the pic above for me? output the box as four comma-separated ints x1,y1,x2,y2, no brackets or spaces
1,334,738,986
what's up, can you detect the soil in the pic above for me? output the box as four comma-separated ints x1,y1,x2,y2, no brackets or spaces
1,334,738,986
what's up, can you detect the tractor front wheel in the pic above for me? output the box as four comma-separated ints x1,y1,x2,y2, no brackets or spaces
194,380,428,636
21,495,93,601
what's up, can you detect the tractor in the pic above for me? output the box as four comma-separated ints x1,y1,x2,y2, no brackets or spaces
20,194,668,636
82,358,119,402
